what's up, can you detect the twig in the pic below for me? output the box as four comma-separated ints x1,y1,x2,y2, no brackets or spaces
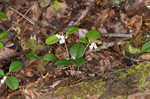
102,33,133,38
9,7,35,25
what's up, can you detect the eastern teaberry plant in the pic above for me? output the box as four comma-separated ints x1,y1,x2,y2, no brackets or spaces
45,26,101,67
0,61,23,90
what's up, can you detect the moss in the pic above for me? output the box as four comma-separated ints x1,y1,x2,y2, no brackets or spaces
52,80,106,99
52,62,150,98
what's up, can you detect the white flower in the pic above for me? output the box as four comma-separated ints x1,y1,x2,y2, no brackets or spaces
56,34,65,44
0,76,7,86
89,43,98,50
71,56,75,60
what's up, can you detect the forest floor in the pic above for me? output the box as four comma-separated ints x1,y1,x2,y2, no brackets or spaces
1,0,150,99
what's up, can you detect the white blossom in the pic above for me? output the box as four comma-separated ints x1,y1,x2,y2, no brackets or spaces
56,34,65,44
89,43,98,50
0,76,7,87
71,56,75,60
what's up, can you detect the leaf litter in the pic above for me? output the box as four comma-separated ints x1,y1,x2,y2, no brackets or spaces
1,0,150,99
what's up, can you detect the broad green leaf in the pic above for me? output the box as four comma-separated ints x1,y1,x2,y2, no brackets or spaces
55,59,73,66
0,12,8,19
6,76,19,90
87,30,100,42
0,32,8,40
43,53,57,61
72,58,85,67
69,43,85,59
79,38,88,44
9,61,23,72
26,39,44,51
114,0,122,4
66,27,79,35
0,42,4,48
0,69,4,77
26,52,40,60
45,34,59,45
124,43,141,54
142,41,150,52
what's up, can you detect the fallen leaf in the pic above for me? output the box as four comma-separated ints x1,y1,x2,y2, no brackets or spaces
32,2,41,22
139,53,150,60
0,48,16,60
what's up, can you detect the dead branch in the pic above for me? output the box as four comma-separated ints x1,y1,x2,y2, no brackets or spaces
102,33,133,38
9,7,35,25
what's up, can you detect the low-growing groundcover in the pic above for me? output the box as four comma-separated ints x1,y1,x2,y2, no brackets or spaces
1,0,150,99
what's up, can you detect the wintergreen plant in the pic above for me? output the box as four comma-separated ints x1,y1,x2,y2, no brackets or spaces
0,61,23,90
45,27,101,67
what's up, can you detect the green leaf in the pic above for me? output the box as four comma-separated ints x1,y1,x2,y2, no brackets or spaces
6,76,19,90
70,43,85,59
142,41,150,52
0,12,8,19
72,58,85,67
43,53,57,61
124,43,141,54
45,34,59,45
66,27,79,35
26,39,44,51
0,32,8,41
55,59,73,66
114,0,122,4
87,30,100,42
79,38,88,44
26,52,40,60
9,61,23,72
0,69,4,78
0,42,4,48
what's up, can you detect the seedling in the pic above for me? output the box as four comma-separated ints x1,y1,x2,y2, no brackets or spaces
49,0,62,11
0,61,23,90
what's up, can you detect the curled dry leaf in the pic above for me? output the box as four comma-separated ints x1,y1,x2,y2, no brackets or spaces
56,2,69,18
97,9,115,27
39,0,50,8
128,15,142,35
124,0,145,16
46,7,56,21
32,2,41,22
139,53,150,60
0,48,16,60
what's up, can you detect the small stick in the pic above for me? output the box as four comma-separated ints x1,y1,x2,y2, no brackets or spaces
102,33,133,38
9,7,35,25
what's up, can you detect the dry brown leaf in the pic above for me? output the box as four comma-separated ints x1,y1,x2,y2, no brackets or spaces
32,2,41,22
45,7,56,21
39,0,50,8
98,9,115,27
139,53,150,60
0,48,16,60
